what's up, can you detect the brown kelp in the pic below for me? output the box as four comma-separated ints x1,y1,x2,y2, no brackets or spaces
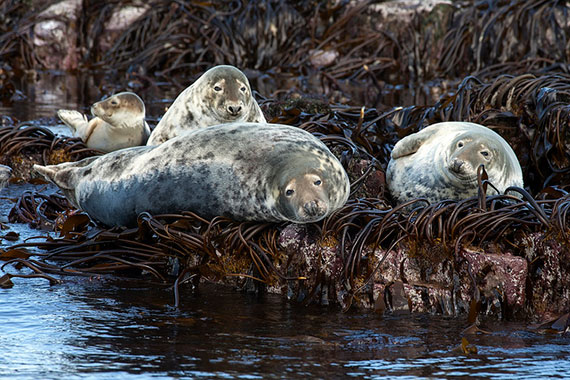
438,0,570,77
0,123,102,180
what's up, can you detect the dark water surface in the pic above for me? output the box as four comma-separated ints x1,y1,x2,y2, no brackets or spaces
1,277,570,379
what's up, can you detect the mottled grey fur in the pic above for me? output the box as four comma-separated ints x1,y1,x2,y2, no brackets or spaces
147,65,266,145
0,164,12,190
34,123,350,227
386,122,523,205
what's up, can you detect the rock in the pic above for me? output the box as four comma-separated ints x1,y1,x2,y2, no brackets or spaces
524,233,570,320
458,248,528,319
98,4,150,53
32,0,82,70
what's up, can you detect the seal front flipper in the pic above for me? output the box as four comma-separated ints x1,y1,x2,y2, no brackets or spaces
391,126,440,159
57,110,89,136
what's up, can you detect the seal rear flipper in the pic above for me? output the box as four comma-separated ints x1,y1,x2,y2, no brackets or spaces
33,164,78,190
33,163,85,207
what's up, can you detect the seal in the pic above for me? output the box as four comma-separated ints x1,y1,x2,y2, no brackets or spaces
34,122,350,227
146,65,266,145
0,164,12,190
57,91,150,153
386,121,523,205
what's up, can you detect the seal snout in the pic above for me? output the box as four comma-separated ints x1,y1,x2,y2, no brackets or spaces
450,159,464,173
227,103,243,116
302,200,327,219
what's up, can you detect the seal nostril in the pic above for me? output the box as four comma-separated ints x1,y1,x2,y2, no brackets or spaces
450,160,464,173
303,200,324,217
228,105,242,115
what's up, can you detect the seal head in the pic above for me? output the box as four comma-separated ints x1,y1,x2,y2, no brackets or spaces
91,92,146,126
146,65,266,145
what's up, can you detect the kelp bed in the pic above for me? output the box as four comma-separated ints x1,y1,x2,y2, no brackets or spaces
0,0,570,324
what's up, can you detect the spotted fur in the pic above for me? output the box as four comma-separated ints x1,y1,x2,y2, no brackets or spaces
34,123,350,227
147,65,266,145
0,164,12,190
386,121,523,205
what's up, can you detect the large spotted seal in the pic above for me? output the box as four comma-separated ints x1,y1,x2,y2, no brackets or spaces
386,121,523,205
146,65,266,145
58,92,150,152
34,122,350,227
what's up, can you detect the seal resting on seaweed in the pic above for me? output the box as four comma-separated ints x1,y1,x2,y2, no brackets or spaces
33,122,350,227
146,65,266,145
386,121,523,205
57,92,150,152
0,164,12,190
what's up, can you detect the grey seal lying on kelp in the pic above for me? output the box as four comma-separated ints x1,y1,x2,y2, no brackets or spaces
34,122,350,227
386,121,523,205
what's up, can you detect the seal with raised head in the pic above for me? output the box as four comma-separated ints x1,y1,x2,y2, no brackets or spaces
386,121,523,205
34,122,350,227
146,65,266,145
58,91,150,153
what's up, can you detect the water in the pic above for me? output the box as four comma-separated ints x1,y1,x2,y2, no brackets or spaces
1,278,569,379
1,74,570,379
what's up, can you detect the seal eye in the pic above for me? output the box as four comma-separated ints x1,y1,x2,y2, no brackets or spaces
240,86,247,92
314,180,322,186
111,100,118,105
214,86,222,92
285,189,295,197
481,150,490,158
457,141,464,148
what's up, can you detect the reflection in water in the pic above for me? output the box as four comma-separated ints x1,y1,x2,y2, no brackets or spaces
1,278,569,379
1,72,92,121
0,71,169,124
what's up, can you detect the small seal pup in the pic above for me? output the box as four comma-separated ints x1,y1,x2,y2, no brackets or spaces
0,164,12,190
57,92,151,152
34,122,350,227
146,65,266,145
386,121,523,205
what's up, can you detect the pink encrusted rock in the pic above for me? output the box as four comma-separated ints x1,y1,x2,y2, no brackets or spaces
371,248,460,314
278,224,344,280
278,224,345,305
458,248,527,313
523,233,570,320
403,284,454,314
277,223,570,320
